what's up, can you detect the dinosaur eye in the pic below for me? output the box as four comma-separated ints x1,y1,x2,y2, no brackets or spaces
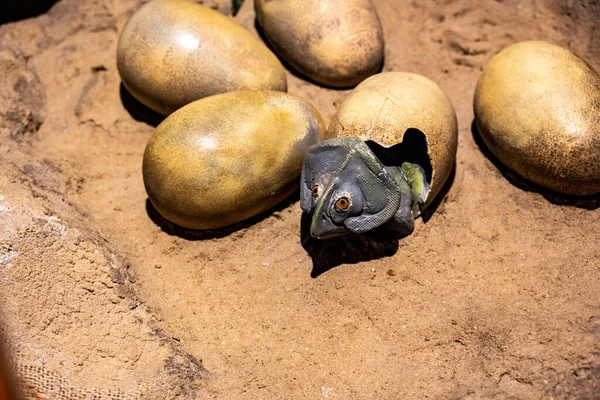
335,196,351,211
311,185,319,197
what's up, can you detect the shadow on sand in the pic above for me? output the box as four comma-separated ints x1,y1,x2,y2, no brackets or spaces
145,191,301,241
0,1,60,25
119,83,165,128
300,213,402,278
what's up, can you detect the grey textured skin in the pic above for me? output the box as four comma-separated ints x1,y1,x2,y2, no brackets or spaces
301,138,429,239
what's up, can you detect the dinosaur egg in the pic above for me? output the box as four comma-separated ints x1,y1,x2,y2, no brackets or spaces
327,72,458,208
117,0,287,115
143,90,325,229
474,41,600,196
254,0,383,88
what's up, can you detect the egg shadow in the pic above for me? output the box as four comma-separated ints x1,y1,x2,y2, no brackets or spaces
471,120,600,210
301,214,401,278
0,0,59,24
421,164,456,222
119,83,165,128
145,190,301,241
253,19,384,91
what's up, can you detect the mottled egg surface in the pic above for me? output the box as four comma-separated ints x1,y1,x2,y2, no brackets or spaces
117,0,287,115
475,41,600,196
143,90,325,229
255,0,384,88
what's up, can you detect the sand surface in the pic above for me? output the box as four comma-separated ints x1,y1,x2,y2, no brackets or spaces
0,0,599,398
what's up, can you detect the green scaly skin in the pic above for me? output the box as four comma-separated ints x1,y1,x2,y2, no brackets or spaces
400,162,430,216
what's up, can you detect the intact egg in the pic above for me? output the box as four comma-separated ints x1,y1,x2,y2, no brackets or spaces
117,0,287,115
143,90,325,229
474,41,600,196
255,0,384,88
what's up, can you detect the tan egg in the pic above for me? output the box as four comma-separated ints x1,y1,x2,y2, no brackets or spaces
474,41,600,196
327,72,458,208
254,0,383,88
143,90,326,229
117,0,287,116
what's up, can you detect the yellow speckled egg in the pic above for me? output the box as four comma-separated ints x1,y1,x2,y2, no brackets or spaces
143,90,326,229
255,0,384,88
474,41,600,196
117,0,287,115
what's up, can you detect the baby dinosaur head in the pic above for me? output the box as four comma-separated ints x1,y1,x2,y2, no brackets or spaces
300,138,402,239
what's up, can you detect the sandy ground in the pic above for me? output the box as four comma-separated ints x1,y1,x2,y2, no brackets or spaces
0,0,599,398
